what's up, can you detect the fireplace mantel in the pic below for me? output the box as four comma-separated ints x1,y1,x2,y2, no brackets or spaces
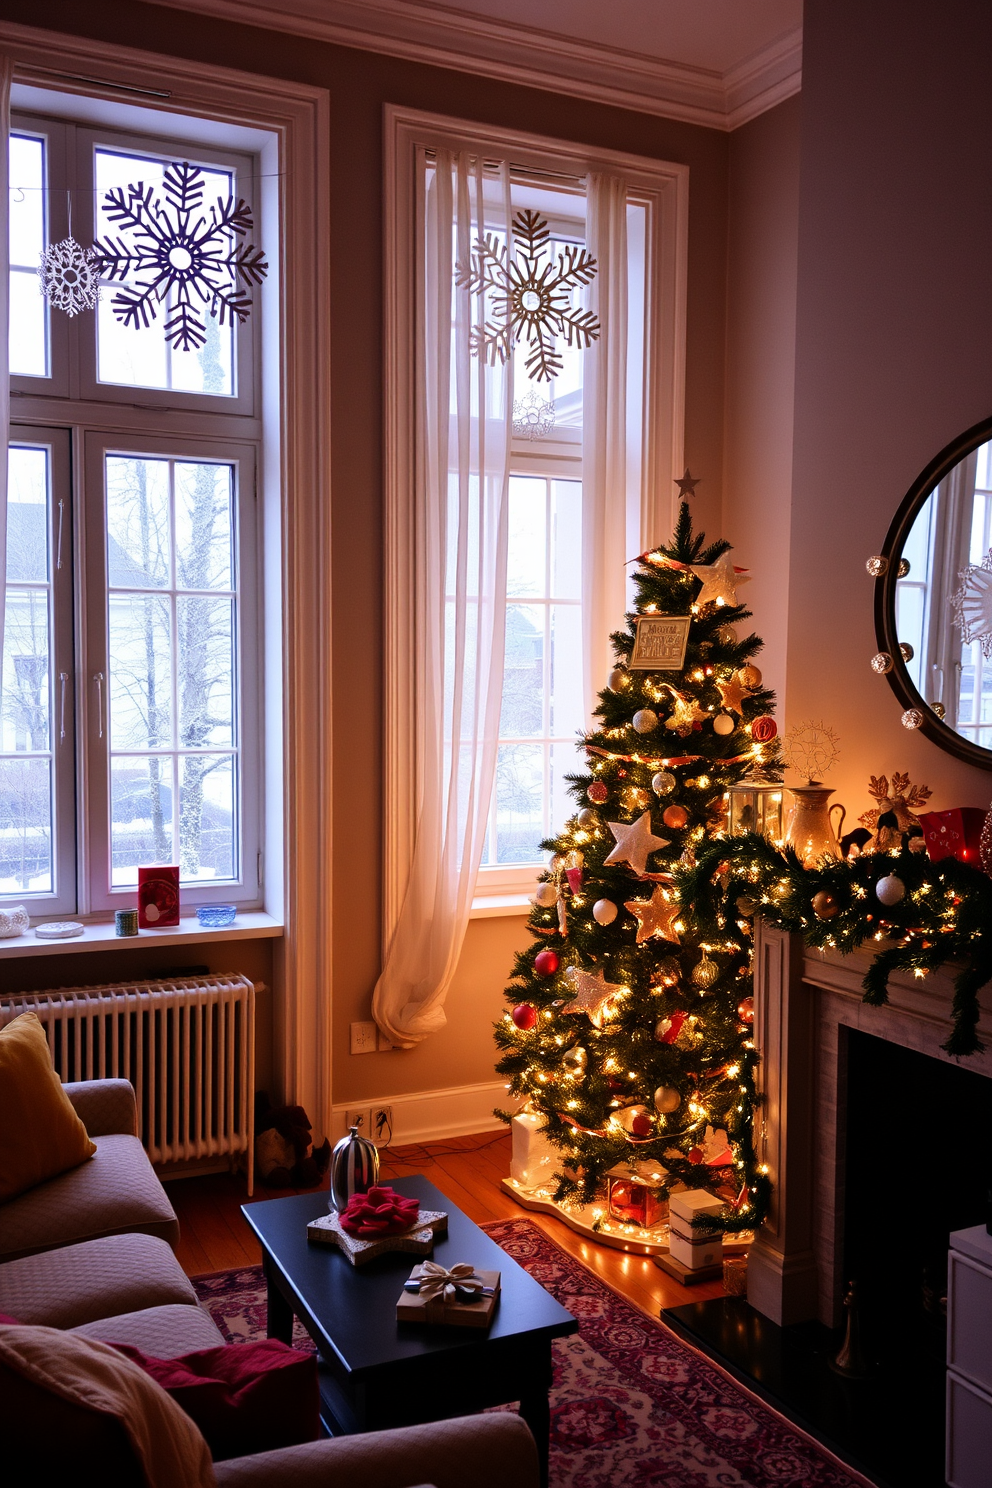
748,919,992,1327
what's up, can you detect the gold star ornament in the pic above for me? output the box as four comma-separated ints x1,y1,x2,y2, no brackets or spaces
691,554,750,609
624,884,682,945
716,672,749,715
561,965,627,1027
604,810,670,875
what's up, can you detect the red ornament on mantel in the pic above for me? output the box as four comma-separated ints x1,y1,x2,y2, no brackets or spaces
918,808,987,865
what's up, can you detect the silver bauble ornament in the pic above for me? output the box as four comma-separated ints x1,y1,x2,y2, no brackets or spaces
592,898,618,925
329,1124,380,1212
633,708,659,734
609,668,627,691
652,771,676,795
870,651,894,674
534,881,558,908
653,1085,681,1114
563,1045,588,1075
901,708,924,729
875,874,905,907
713,713,735,735
717,625,738,645
577,807,597,827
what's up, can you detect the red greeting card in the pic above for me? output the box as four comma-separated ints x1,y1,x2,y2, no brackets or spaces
137,865,180,928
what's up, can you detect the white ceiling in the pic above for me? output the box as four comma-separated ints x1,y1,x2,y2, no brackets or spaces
441,0,803,78
149,0,804,128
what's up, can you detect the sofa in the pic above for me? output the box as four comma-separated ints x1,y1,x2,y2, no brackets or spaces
0,1078,539,1487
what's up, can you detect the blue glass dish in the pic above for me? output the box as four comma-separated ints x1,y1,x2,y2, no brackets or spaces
196,904,237,927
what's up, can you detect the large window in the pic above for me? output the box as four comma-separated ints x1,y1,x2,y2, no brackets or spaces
2,108,262,916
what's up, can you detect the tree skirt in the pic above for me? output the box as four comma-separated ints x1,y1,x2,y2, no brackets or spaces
193,1218,870,1488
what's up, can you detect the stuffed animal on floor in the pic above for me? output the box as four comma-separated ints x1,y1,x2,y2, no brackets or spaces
254,1092,331,1188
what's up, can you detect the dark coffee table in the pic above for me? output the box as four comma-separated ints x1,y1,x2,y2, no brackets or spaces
242,1174,577,1486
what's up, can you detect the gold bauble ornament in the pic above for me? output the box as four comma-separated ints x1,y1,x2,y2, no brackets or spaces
653,1085,682,1114
901,708,924,730
608,667,627,691
577,807,597,827
811,889,840,920
739,664,762,689
871,651,894,674
713,713,735,735
691,951,720,989
930,701,946,720
866,555,888,577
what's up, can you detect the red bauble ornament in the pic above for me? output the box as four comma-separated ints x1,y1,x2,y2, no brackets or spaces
662,804,689,829
751,716,777,742
587,781,609,804
511,1002,538,1030
737,995,755,1024
534,949,559,977
688,1146,704,1164
655,1009,688,1044
630,1110,654,1138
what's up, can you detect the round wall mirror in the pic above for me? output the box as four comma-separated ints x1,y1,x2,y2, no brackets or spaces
874,415,992,769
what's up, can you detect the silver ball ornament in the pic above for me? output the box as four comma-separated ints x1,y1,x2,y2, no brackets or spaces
653,1085,681,1114
632,708,659,734
533,881,558,908
592,898,618,926
875,874,906,906
652,771,676,795
608,668,627,691
577,807,597,827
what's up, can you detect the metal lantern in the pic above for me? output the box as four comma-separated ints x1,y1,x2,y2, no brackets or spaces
727,778,785,845
328,1125,380,1212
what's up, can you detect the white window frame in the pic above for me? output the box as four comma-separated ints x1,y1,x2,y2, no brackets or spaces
0,22,332,1134
384,105,688,926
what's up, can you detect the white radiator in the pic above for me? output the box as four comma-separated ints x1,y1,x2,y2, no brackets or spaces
0,974,255,1193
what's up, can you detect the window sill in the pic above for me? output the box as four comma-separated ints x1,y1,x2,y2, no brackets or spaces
470,893,532,918
0,911,284,961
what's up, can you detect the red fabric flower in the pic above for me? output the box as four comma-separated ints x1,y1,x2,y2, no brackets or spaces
338,1185,421,1237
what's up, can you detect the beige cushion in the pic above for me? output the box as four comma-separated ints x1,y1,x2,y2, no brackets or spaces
0,1133,179,1262
0,1322,214,1488
0,1233,197,1328
74,1302,225,1356
0,1012,96,1202
213,1413,539,1488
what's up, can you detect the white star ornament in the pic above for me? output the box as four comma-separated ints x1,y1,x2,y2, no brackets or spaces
561,966,627,1027
604,811,670,876
691,554,750,609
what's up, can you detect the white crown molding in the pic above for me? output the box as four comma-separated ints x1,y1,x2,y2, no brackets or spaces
139,0,801,131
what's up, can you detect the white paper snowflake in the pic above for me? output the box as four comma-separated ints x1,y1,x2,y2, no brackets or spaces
91,160,268,352
455,209,599,382
782,720,840,782
952,550,992,659
512,387,556,439
38,236,100,316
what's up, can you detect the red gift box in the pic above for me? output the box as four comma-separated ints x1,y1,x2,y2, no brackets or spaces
918,809,987,866
138,864,181,927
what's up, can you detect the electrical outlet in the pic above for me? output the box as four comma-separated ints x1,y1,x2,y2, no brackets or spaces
369,1104,393,1146
350,1021,378,1054
344,1107,372,1137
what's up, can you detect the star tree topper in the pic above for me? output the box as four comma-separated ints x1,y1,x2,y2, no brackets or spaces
455,208,600,382
691,553,751,609
561,965,627,1027
92,160,268,352
674,468,700,499
604,811,670,876
624,884,682,945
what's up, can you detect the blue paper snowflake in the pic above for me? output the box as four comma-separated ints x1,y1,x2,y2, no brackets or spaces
92,161,268,352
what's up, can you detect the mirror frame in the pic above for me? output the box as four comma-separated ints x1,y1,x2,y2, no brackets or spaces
874,413,992,771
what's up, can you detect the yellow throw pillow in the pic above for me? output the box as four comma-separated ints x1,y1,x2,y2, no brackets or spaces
0,1012,96,1202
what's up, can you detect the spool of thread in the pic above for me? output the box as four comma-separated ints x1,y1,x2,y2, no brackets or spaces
115,909,139,937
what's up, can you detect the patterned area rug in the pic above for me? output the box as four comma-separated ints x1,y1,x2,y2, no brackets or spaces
193,1217,870,1488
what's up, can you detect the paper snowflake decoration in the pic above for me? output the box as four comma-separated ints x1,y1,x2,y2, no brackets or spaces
782,719,840,782
38,236,101,316
455,209,599,382
952,550,992,658
512,387,556,439
91,161,268,352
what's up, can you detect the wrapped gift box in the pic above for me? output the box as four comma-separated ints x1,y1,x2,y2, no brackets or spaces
396,1265,501,1328
607,1161,670,1229
509,1110,558,1189
669,1188,726,1271
669,1230,723,1269
918,808,986,865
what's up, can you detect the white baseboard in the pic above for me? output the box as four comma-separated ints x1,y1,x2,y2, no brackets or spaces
331,1080,517,1147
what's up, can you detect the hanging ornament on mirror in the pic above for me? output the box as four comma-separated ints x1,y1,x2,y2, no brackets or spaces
91,160,268,351
455,208,599,382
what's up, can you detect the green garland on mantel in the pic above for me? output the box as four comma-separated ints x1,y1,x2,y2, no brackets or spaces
679,833,992,1058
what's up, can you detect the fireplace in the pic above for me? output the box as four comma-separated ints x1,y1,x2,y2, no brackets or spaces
747,920,992,1328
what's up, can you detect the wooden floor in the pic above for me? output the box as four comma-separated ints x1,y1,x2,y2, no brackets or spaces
165,1130,725,1321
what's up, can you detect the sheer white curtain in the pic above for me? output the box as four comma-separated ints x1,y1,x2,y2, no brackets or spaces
373,151,513,1048
581,172,629,720
0,56,11,664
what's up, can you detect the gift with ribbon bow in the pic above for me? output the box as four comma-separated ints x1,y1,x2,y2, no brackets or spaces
396,1261,501,1328
338,1185,421,1237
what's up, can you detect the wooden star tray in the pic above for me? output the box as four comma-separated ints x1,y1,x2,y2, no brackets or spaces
306,1208,448,1266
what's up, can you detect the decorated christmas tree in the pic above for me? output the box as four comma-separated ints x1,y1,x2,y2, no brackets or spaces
495,496,779,1236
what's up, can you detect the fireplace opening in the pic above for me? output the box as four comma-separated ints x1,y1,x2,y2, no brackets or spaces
844,1027,992,1364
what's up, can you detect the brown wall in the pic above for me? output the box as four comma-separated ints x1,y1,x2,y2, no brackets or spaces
787,0,992,817
6,0,732,1108
723,94,801,709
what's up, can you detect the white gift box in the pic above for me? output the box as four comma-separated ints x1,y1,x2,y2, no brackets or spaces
509,1110,558,1189
669,1230,723,1269
668,1187,727,1226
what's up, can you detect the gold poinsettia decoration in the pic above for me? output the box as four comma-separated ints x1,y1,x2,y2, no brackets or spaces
858,772,932,850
